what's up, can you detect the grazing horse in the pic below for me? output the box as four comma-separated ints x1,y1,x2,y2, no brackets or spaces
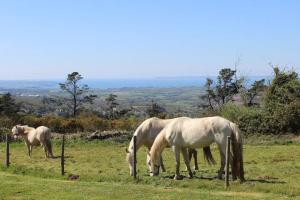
149,116,245,182
12,125,54,158
126,117,215,176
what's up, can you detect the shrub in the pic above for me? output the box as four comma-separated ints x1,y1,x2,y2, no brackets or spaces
263,68,300,134
220,103,264,134
0,114,140,134
221,68,300,135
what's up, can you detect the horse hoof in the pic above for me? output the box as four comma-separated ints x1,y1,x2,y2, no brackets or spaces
194,167,199,171
188,174,193,179
173,175,183,180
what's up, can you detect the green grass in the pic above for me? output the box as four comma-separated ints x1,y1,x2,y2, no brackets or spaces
0,139,299,200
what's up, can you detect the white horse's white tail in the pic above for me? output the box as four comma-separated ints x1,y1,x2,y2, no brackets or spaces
45,139,53,157
230,122,245,182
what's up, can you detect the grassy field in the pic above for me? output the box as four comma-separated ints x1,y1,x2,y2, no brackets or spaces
0,138,299,200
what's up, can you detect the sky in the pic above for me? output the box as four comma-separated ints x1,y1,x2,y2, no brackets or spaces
0,0,299,80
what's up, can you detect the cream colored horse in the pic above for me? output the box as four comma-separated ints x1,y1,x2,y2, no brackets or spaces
12,125,54,158
149,116,245,182
126,117,215,176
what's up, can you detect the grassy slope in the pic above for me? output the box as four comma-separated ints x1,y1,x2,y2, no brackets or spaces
0,140,299,200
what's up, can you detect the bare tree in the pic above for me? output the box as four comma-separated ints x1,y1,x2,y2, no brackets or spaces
105,94,119,119
200,68,242,110
245,79,266,106
59,72,97,117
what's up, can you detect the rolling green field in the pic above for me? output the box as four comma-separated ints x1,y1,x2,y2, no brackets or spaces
0,138,299,200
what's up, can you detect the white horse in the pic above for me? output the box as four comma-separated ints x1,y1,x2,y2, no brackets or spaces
149,116,245,182
12,125,54,158
126,117,215,176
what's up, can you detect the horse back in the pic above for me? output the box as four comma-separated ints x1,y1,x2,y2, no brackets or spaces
35,126,51,141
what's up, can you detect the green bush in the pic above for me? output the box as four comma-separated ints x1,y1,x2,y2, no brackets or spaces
263,69,300,133
220,103,264,134
221,68,300,135
0,115,139,134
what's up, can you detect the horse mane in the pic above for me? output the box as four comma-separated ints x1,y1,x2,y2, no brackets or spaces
150,130,168,165
20,125,34,133
128,122,146,152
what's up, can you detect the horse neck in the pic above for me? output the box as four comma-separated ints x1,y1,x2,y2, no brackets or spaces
150,131,168,164
20,126,34,136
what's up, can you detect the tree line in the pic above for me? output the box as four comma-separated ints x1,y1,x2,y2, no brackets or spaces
0,67,299,134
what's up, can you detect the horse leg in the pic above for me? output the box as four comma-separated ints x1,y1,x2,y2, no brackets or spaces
188,148,193,164
29,145,33,158
173,146,182,180
193,149,199,170
42,144,48,158
229,153,237,180
159,155,166,172
218,149,225,179
181,148,193,178
26,143,31,158
218,138,237,181
186,149,193,171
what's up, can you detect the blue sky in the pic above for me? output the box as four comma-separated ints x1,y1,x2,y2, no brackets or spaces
0,0,299,80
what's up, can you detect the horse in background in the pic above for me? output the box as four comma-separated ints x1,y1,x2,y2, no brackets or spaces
12,125,54,158
149,116,245,182
126,117,215,176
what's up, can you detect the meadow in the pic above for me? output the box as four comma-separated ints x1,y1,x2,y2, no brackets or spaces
0,137,299,200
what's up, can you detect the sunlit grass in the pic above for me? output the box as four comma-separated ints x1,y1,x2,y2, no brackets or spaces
0,139,299,199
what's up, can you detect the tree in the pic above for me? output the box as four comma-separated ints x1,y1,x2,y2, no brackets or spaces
59,72,97,117
199,78,215,110
146,99,166,118
263,67,300,132
105,94,119,119
200,68,242,110
0,93,19,117
243,79,266,106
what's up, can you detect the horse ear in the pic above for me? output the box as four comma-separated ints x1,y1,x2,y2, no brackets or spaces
125,148,129,153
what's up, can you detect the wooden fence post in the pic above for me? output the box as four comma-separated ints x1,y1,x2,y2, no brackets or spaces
5,133,10,167
225,136,231,188
61,134,65,176
133,135,137,179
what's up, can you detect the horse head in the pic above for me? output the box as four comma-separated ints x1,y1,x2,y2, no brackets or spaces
11,125,24,139
148,152,160,176
125,148,135,176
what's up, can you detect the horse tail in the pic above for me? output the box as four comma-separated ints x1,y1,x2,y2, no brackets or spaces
45,128,53,158
45,139,53,158
229,122,245,183
203,146,216,165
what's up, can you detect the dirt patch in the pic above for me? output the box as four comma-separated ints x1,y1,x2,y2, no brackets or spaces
68,174,79,181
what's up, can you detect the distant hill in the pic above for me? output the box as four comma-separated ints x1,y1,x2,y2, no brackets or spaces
0,76,268,90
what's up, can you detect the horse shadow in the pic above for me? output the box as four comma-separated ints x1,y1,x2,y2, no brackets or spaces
162,174,286,184
246,178,286,184
51,155,73,159
162,174,215,180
